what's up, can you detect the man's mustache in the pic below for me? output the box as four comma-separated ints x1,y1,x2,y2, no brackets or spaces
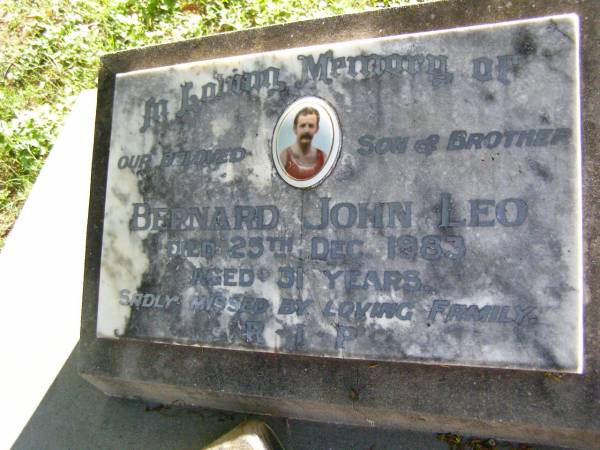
299,133,313,140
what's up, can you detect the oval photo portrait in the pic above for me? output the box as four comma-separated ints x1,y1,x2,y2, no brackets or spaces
272,97,341,189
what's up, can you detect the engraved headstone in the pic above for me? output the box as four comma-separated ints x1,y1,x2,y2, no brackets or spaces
95,14,582,372
81,2,600,447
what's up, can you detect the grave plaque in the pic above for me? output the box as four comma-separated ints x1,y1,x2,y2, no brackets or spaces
95,15,582,372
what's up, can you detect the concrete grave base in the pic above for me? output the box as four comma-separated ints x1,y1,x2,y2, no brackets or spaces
80,0,600,448
16,343,563,450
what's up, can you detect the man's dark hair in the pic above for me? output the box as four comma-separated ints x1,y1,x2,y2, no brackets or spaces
293,107,320,127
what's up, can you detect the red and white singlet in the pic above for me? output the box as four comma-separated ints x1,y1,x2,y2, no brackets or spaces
283,147,325,180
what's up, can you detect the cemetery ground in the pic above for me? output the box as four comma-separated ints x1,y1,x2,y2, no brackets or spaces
2,0,594,448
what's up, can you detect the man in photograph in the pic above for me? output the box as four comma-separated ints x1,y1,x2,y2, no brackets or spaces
279,107,325,180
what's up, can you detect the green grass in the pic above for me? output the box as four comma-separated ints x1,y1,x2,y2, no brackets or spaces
0,0,429,248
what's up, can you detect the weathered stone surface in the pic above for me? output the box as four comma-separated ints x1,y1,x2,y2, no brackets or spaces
80,1,600,448
97,15,581,372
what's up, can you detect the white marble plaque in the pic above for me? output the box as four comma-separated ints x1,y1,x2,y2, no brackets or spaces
96,15,583,372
